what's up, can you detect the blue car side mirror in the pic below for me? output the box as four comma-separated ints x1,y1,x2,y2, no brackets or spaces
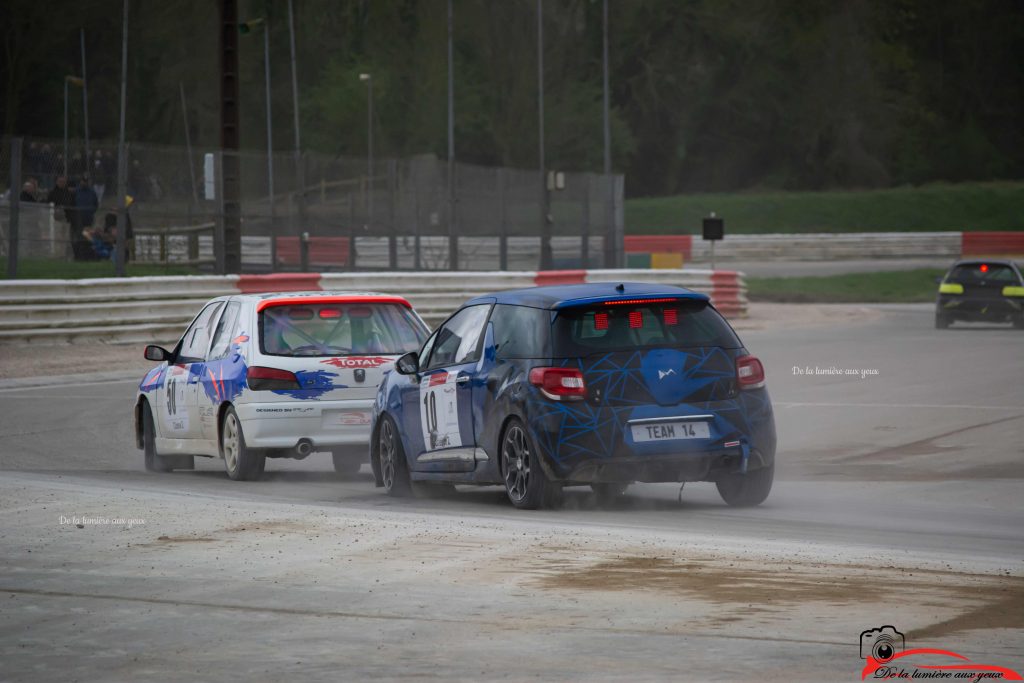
395,351,419,375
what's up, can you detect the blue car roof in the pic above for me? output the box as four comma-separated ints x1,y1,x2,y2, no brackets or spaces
464,282,710,310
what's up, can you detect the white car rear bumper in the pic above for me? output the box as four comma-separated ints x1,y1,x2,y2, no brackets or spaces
235,398,375,449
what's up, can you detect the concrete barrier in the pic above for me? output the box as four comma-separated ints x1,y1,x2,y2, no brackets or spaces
0,268,746,345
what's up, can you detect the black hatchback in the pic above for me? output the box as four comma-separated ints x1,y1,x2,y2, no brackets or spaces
935,259,1024,329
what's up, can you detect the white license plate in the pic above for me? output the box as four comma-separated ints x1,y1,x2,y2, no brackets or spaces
631,420,710,442
322,410,371,427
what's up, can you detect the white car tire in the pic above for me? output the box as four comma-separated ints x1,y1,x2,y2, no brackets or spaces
331,451,363,477
142,400,193,472
221,406,265,481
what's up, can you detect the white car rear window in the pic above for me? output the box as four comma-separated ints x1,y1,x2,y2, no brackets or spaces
259,302,427,357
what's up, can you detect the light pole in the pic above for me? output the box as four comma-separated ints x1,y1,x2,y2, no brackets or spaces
80,29,91,174
602,0,617,268
114,0,128,277
287,0,303,243
537,0,551,270
360,73,373,233
63,76,83,175
447,0,457,270
241,17,275,269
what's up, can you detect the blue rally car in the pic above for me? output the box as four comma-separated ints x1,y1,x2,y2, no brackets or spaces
370,282,776,509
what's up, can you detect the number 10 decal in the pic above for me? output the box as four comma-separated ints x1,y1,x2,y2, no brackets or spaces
419,371,462,452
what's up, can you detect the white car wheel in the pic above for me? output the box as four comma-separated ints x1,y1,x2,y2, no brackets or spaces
221,406,265,481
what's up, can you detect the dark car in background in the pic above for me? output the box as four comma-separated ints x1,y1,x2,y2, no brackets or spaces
369,282,777,510
936,260,1024,329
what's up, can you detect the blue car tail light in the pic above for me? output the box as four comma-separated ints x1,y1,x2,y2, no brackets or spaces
529,367,587,401
736,355,765,390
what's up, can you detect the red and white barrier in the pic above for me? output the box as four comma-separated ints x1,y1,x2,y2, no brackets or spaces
961,232,1024,258
0,268,747,344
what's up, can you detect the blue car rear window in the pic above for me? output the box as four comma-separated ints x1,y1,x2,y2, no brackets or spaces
553,299,740,354
491,304,551,359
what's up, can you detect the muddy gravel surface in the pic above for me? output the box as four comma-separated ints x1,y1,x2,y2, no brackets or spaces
0,301,1021,681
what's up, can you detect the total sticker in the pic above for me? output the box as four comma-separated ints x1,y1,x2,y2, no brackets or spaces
419,371,461,452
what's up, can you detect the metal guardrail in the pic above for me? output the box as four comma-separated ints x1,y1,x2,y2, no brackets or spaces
128,231,968,271
133,221,216,266
0,269,746,344
687,232,962,261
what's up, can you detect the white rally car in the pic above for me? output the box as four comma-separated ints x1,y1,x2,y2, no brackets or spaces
134,291,430,480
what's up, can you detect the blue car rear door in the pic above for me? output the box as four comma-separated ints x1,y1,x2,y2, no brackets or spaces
403,303,492,472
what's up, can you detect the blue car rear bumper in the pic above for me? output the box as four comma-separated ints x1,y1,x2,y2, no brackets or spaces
525,389,776,483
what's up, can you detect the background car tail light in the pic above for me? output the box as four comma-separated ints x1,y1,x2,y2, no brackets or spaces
736,355,765,390
628,310,643,328
246,366,301,391
663,308,678,326
529,367,586,401
593,312,609,330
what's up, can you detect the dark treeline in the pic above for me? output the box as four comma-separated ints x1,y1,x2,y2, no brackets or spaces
3,0,1022,197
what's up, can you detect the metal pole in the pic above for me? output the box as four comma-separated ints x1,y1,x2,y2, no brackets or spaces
388,159,397,269
63,79,69,175
179,82,200,208
581,175,590,266
537,0,551,270
263,23,276,272
7,138,22,278
413,175,421,271
214,150,226,274
114,0,129,277
347,194,357,270
287,0,301,153
80,29,91,173
497,168,507,271
287,0,304,239
602,0,616,268
219,0,242,274
447,0,458,271
367,76,373,232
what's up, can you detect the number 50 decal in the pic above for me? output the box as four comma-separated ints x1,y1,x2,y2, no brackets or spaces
419,371,461,452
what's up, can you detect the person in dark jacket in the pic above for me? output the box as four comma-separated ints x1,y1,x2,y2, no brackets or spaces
74,177,99,228
47,175,76,218
47,175,79,247
19,179,38,202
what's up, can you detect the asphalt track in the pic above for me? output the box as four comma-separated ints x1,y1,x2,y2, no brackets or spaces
1,303,1021,681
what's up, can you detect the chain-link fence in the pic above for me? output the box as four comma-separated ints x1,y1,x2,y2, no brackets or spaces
2,135,624,277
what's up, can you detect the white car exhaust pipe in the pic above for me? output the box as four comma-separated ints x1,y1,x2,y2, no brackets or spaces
294,439,314,459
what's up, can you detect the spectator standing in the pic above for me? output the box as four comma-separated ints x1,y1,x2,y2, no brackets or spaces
74,177,99,228
20,179,39,202
47,175,78,244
